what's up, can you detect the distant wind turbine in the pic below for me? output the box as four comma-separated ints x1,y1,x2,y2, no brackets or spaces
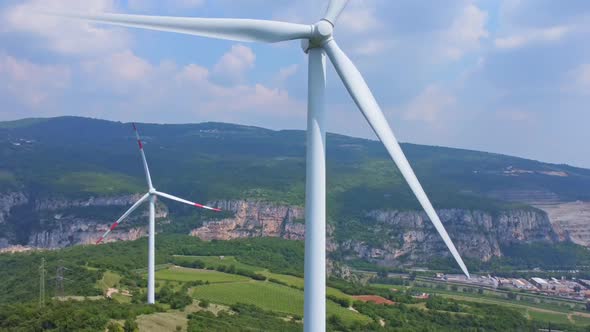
43,1,469,330
96,124,221,304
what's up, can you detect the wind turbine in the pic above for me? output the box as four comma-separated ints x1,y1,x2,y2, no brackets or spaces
96,123,221,304
44,1,469,330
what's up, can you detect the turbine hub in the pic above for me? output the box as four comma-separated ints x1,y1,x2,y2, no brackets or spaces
314,20,333,39
149,188,157,195
302,20,334,53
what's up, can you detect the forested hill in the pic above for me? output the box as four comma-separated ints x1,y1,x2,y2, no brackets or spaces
1,116,589,210
3,116,590,273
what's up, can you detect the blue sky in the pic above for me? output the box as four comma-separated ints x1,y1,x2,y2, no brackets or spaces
0,0,589,166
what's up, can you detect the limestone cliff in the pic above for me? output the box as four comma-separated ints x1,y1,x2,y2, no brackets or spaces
343,208,558,265
188,200,559,264
0,192,167,249
0,191,563,264
27,220,147,248
0,192,28,224
190,200,306,240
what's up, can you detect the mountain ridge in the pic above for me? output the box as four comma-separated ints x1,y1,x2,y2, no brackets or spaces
3,115,586,170
1,116,589,268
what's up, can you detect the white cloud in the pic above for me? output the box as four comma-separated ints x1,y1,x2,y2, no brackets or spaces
2,0,130,56
213,44,256,84
335,1,392,56
127,0,205,12
83,50,152,82
3,45,304,125
496,109,535,122
79,50,155,95
351,39,392,56
439,4,489,60
176,63,210,83
563,63,590,94
174,60,303,120
200,84,303,120
173,0,206,8
338,1,381,34
0,54,70,108
495,25,571,49
274,64,299,86
574,64,590,91
403,85,456,122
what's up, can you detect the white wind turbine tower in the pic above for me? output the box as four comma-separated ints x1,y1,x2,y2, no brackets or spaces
44,1,470,330
96,123,221,304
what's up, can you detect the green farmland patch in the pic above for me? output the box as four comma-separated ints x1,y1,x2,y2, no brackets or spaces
191,281,370,324
156,266,249,283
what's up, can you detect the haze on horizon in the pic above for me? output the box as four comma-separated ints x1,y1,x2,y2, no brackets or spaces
0,0,588,167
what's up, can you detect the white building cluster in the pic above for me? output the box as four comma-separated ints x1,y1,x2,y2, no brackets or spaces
436,274,589,301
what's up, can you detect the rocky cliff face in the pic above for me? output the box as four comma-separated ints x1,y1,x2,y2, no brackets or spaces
0,192,28,224
0,192,166,249
34,195,142,211
533,201,590,246
191,200,306,240
0,191,563,264
191,201,560,265
27,220,147,248
343,208,558,265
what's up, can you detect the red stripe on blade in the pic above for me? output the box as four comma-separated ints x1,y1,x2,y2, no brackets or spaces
194,203,222,212
96,237,104,244
137,140,143,149
109,222,119,231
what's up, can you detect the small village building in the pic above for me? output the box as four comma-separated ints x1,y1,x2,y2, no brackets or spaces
531,277,549,290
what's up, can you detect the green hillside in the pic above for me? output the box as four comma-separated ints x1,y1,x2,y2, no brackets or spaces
2,116,590,266
2,116,589,206
1,235,588,331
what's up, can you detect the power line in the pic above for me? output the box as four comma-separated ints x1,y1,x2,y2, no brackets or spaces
55,264,65,298
39,258,46,307
52,260,71,299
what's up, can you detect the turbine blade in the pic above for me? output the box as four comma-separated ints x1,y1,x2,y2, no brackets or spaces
323,0,350,25
41,11,313,43
132,123,153,189
96,193,150,244
155,191,221,212
324,40,470,278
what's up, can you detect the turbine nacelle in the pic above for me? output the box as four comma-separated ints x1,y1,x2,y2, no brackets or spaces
302,20,334,54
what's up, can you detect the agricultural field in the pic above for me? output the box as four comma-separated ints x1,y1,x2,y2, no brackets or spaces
8,234,590,331
192,281,304,314
172,255,351,300
137,311,188,332
572,314,590,326
368,281,590,328
173,255,258,272
149,261,370,324
156,266,249,283
97,270,121,291
191,280,370,324
435,292,590,327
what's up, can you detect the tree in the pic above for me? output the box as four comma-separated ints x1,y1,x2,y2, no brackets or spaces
199,299,210,308
107,322,124,332
123,319,138,332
